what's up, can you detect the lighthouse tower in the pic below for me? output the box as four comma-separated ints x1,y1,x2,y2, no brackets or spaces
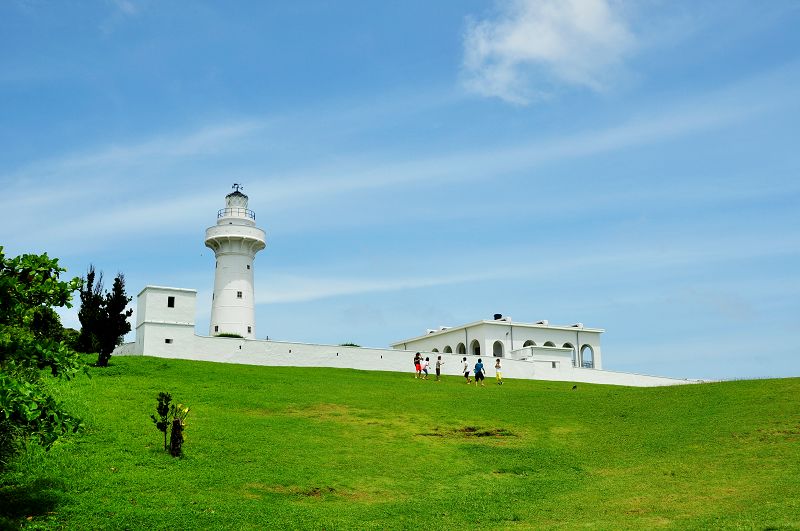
204,184,266,339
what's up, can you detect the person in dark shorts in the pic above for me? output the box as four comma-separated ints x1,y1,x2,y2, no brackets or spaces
435,355,444,381
462,357,471,384
474,358,485,387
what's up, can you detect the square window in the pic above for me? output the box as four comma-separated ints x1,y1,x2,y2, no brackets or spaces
237,291,243,299
247,326,252,333
551,362,556,368
165,338,173,344
214,325,219,332
167,296,175,308
247,264,251,270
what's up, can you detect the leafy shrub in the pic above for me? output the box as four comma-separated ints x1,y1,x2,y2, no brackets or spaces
0,247,83,469
150,392,189,457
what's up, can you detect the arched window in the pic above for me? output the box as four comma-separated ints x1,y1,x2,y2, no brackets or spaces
563,343,576,367
470,340,481,357
580,345,595,368
456,343,466,355
543,341,556,347
522,340,535,348
432,348,439,353
492,341,504,357
443,345,452,353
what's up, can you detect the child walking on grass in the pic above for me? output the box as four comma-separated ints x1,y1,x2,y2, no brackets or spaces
495,358,503,385
462,357,471,384
421,357,430,380
435,355,443,381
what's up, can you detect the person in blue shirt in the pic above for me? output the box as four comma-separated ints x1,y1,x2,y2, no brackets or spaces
474,359,485,387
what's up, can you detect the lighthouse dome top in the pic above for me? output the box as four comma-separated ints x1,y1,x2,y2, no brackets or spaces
217,184,256,223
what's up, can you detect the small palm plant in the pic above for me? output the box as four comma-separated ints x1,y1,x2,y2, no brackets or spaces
169,404,189,457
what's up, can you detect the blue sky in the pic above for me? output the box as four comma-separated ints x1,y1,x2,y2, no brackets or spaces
2,0,799,380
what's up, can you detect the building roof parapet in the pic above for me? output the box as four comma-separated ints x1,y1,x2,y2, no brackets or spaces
390,319,604,347
138,286,198,296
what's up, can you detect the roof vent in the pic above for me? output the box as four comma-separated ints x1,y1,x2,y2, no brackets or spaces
535,320,549,325
494,313,503,320
439,326,451,331
571,323,584,328
426,329,437,334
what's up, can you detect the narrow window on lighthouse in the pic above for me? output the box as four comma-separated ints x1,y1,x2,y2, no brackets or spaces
214,325,219,332
247,264,250,270
247,326,252,333
237,291,243,299
167,296,175,308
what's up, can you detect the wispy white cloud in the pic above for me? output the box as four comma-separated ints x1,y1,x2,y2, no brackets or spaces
3,63,794,255
256,271,503,304
0,92,768,253
463,0,636,104
253,228,800,306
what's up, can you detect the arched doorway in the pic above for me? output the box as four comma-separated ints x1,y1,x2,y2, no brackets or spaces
492,341,504,357
456,343,466,355
470,340,481,357
443,345,452,353
580,345,594,368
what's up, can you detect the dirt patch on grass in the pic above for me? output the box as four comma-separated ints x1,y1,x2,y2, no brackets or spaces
493,466,532,476
418,426,517,438
244,482,402,503
250,484,337,498
240,408,276,417
285,403,352,418
282,403,418,434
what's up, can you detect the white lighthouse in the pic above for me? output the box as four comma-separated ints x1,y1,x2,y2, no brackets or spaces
204,184,266,339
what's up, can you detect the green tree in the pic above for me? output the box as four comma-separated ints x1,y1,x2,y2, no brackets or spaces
77,266,133,367
0,247,83,469
77,265,103,354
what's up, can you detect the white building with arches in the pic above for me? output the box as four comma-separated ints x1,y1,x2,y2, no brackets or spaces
390,314,602,371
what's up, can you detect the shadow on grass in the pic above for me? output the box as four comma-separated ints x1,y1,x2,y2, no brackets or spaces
0,478,64,527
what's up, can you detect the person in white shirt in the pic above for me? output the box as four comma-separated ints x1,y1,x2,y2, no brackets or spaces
462,357,471,384
421,357,430,380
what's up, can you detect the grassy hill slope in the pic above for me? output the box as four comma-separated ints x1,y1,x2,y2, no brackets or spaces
3,356,799,529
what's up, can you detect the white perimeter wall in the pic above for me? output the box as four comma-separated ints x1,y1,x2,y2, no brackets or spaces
115,323,697,387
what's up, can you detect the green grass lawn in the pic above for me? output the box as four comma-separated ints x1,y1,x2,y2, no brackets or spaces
3,356,799,529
